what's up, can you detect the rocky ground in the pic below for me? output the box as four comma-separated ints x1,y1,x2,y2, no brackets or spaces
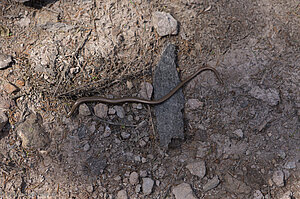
0,0,299,198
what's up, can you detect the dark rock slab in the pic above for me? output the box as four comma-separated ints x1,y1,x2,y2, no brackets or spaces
153,44,184,147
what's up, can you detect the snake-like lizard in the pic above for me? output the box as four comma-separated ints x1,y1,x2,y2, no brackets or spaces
67,66,223,117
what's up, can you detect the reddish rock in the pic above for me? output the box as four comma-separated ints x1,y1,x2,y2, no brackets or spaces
4,82,18,94
15,79,25,87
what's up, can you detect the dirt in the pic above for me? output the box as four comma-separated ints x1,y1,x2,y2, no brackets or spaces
0,0,299,198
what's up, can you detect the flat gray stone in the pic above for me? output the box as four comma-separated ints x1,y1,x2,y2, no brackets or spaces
153,44,184,147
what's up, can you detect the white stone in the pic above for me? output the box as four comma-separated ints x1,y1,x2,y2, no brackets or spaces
152,12,178,36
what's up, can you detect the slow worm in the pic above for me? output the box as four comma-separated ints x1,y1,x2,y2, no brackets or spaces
67,66,223,117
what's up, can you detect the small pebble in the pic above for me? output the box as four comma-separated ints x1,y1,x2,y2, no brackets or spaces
203,176,220,192
147,154,154,159
0,54,12,69
129,172,139,185
4,82,18,94
115,138,121,144
0,111,8,131
283,161,296,169
135,156,141,162
272,170,285,187
253,190,264,199
156,180,160,186
186,99,203,110
139,139,147,147
79,103,91,116
277,150,286,159
139,82,153,100
94,103,108,118
283,169,290,180
116,189,128,199
136,103,143,110
108,107,116,115
233,129,244,138
86,185,94,193
136,120,147,129
102,126,111,137
141,157,147,163
126,80,133,89
142,178,154,195
172,183,197,199
70,67,80,74
135,184,141,193
88,122,96,133
139,170,147,178
121,131,131,139
114,106,125,118
15,79,25,87
186,161,206,179
127,115,133,121
83,143,90,151
152,11,178,36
